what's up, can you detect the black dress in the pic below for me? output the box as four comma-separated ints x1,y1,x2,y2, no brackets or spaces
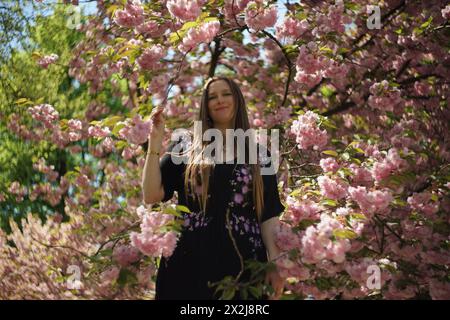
155,137,285,300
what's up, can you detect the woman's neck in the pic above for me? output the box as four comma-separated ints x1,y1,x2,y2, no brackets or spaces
213,123,233,136
212,124,237,161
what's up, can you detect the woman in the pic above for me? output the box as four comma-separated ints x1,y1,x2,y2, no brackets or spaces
142,76,285,300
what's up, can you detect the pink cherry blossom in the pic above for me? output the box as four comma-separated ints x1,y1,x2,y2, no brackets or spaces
371,148,408,182
167,0,204,22
28,104,60,129
348,186,393,217
118,114,151,145
285,197,320,225
301,214,351,264
244,2,277,31
368,80,404,112
136,45,166,70
178,20,220,53
290,111,328,150
130,206,179,258
276,17,309,40
317,175,348,200
113,245,141,267
113,0,144,28
407,192,439,217
88,125,111,138
320,157,340,173
37,54,59,69
442,5,450,19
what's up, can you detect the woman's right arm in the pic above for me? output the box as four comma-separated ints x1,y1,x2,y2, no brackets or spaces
142,106,165,204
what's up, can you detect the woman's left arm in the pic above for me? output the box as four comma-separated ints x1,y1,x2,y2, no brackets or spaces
261,216,285,299
261,216,281,261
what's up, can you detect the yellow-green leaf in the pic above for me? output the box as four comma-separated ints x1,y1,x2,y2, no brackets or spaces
176,205,191,213
15,98,32,105
320,199,338,207
32,51,42,60
102,115,123,127
333,229,358,239
322,150,338,157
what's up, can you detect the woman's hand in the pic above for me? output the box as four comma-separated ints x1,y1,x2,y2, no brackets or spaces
148,105,165,149
265,264,285,300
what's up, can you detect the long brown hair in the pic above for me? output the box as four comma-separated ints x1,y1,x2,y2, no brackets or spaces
184,76,264,222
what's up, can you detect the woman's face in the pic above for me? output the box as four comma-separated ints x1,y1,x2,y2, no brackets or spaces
207,80,236,128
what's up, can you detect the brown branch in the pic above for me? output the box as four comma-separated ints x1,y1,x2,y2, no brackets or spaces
399,73,440,85
373,215,404,245
208,37,226,77
395,59,412,78
93,221,140,256
321,93,370,117
226,209,244,282
160,48,192,107
30,235,90,259
219,61,237,73
259,30,294,107
216,25,248,38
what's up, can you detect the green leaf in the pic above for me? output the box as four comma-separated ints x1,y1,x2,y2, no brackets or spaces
99,248,113,256
306,190,322,197
107,4,119,16
322,150,338,157
333,229,358,240
392,198,407,207
115,140,128,150
321,119,338,130
15,98,32,105
319,46,333,55
320,85,335,98
350,213,367,221
420,16,433,30
117,268,138,287
169,21,199,44
176,205,191,213
164,206,182,218
112,122,126,136
31,51,42,60
352,147,364,154
320,199,338,207
248,286,262,298
222,287,236,300
240,288,248,300
296,219,316,231
102,115,123,128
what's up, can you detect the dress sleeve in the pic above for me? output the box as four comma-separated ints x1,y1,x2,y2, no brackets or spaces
261,172,285,223
257,144,285,223
160,138,186,202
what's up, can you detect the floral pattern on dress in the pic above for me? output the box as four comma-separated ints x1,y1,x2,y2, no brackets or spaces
182,211,211,231
229,165,253,209
226,212,264,256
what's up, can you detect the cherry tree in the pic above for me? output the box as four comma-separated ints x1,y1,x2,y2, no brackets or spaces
1,0,449,299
